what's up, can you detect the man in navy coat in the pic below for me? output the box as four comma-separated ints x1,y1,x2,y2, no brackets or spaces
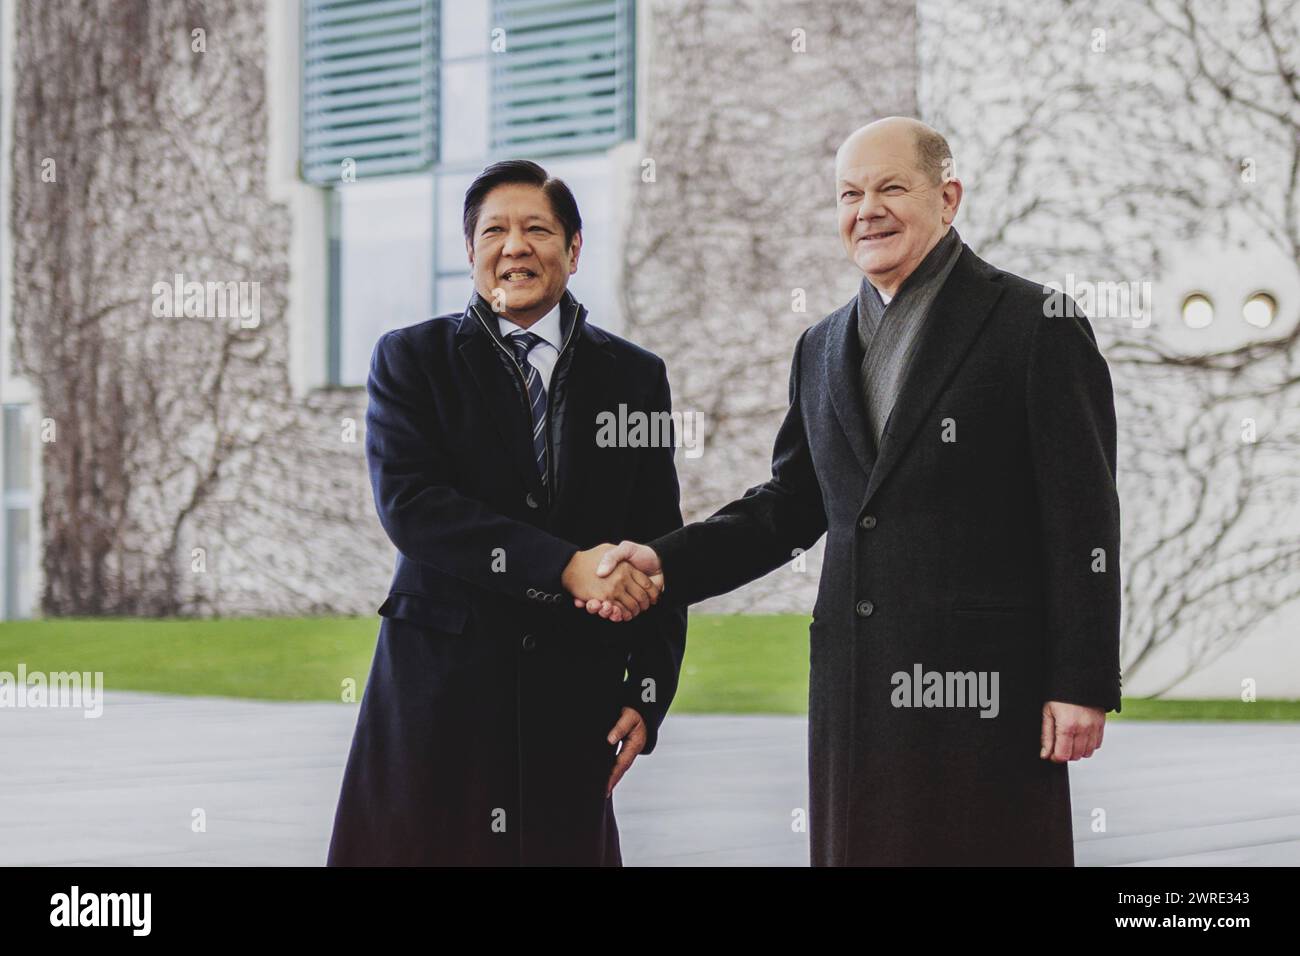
327,160,687,866
585,117,1122,865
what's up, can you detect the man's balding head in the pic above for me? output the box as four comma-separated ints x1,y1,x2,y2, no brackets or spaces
836,117,954,186
834,117,963,295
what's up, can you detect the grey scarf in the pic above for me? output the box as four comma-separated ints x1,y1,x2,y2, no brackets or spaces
856,225,964,449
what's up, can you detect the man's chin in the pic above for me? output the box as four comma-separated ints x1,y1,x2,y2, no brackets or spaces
856,254,898,280
489,288,542,314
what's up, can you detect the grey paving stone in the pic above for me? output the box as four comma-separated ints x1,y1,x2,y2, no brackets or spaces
1,692,1296,866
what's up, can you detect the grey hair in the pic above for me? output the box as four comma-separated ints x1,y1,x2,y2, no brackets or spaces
914,127,954,185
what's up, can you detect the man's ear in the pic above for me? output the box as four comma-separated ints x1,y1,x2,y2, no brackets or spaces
465,238,475,267
568,231,582,274
942,179,963,224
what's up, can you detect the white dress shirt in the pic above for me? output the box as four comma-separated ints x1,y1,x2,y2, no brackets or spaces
498,302,564,392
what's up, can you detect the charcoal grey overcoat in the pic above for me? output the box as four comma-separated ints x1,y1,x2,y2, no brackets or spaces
649,244,1122,866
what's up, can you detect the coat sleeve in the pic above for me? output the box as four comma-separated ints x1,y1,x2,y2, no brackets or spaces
619,359,688,756
647,327,828,607
1026,297,1123,713
365,328,578,601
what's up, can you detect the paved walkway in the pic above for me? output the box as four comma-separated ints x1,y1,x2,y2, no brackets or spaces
2,692,1297,865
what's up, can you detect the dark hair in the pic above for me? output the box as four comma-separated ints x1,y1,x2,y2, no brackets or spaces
462,159,582,247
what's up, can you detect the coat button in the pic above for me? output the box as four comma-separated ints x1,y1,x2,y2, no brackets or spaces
521,633,536,651
856,600,874,617
859,514,877,530
525,493,539,509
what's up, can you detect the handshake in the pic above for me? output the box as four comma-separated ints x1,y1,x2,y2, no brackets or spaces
561,541,663,622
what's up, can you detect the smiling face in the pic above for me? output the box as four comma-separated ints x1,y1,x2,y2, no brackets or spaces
835,120,962,297
467,182,581,326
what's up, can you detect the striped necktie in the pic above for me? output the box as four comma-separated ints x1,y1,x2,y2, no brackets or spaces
506,330,548,486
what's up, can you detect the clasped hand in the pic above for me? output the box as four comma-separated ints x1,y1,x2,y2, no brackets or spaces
570,543,1110,762
568,540,662,622
562,542,663,621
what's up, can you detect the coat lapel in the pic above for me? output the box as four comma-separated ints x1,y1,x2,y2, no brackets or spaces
823,297,877,477
860,244,1005,507
455,290,604,507
456,299,548,499
548,321,618,513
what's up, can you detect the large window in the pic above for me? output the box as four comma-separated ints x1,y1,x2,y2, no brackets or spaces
329,176,435,384
301,0,438,183
2,404,33,620
0,4,34,621
304,0,636,386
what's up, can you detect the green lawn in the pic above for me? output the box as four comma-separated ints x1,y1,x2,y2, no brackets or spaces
0,614,1295,719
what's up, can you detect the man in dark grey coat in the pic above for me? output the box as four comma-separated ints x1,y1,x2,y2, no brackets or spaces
583,117,1122,866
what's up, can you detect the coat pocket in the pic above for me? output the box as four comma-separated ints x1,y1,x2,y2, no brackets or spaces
951,603,1040,618
377,589,471,635
949,595,1045,624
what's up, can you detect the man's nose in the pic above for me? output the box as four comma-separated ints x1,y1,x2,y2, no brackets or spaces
856,195,886,222
501,228,531,257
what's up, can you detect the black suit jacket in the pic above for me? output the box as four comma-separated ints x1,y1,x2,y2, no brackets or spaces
328,289,687,866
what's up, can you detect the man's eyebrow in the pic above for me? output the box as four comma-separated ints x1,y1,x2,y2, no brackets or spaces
480,213,552,224
838,169,909,190
871,169,908,186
